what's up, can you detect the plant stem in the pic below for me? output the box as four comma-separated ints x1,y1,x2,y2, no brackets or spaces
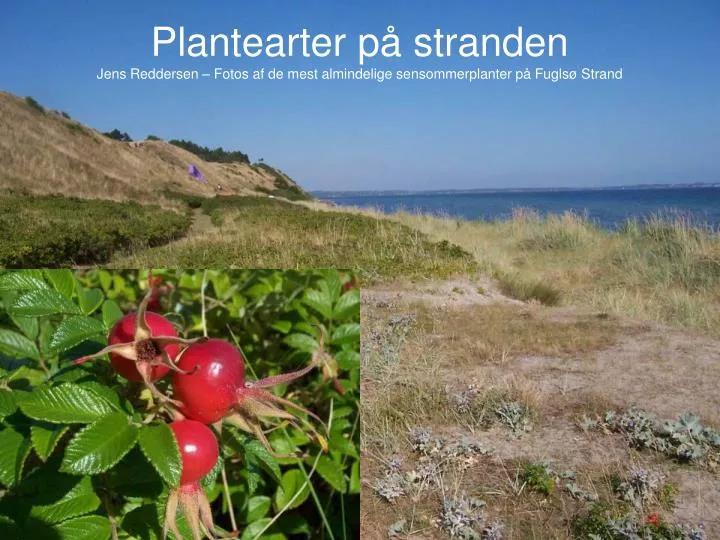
221,464,238,533
201,270,208,338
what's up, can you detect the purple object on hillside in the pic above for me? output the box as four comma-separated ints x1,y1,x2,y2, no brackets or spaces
188,164,205,182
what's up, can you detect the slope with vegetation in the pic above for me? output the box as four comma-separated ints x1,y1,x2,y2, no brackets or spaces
0,92,309,202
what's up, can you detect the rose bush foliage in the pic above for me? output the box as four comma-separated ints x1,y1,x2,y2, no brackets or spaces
0,269,359,539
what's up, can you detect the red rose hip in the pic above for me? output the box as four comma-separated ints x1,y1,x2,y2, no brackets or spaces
170,419,219,485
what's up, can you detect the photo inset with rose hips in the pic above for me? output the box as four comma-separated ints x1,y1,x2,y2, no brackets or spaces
0,269,359,540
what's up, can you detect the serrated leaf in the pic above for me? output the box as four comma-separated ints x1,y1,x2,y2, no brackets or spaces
18,383,119,424
61,412,138,475
0,271,48,292
333,288,360,320
241,434,281,482
201,454,223,490
30,475,100,523
77,285,104,315
44,270,75,299
30,424,69,461
0,329,39,360
0,390,17,417
283,333,319,354
49,316,106,353
11,289,81,317
101,300,123,328
273,469,310,511
0,427,31,487
10,315,38,340
306,454,347,492
303,289,332,320
55,515,111,540
331,323,360,346
138,423,182,487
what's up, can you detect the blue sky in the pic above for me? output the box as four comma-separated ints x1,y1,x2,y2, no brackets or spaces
1,1,719,191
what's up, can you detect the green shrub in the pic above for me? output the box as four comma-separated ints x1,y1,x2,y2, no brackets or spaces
146,134,161,141
253,163,311,201
24,96,45,114
169,139,249,164
102,129,132,142
0,269,360,539
0,194,191,267
521,462,555,495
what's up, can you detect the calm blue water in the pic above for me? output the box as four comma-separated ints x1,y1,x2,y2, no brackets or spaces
315,187,720,230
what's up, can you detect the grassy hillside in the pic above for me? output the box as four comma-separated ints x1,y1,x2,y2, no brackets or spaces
113,196,475,279
0,92,310,202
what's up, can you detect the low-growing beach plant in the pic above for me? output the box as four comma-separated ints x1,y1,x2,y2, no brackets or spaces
580,408,720,467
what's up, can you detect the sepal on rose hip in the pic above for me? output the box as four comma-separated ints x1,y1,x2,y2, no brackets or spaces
164,482,216,540
74,288,205,401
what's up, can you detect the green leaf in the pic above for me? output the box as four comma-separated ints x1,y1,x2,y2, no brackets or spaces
303,289,332,320
349,459,360,494
10,315,39,340
55,515,111,540
44,269,75,299
333,288,360,320
201,454,223,490
61,412,138,475
0,329,39,360
30,424,69,461
138,423,182,487
30,475,100,523
18,383,119,424
0,427,31,487
241,435,282,482
274,514,311,536
271,320,293,334
0,271,48,292
239,518,286,540
283,333,319,354
273,469,310,511
101,300,123,328
76,285,104,315
49,316,106,353
11,289,81,317
306,454,347,492
335,350,360,371
331,323,360,346
0,390,17,417
245,495,271,523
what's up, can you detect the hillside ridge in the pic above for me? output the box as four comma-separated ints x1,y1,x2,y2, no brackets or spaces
0,91,309,202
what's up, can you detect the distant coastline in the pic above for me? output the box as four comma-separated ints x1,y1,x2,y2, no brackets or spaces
313,182,720,197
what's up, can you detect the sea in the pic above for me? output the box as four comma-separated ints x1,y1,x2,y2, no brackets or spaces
314,186,720,230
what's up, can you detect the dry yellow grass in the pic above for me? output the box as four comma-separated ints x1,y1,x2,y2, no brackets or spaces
0,92,291,202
